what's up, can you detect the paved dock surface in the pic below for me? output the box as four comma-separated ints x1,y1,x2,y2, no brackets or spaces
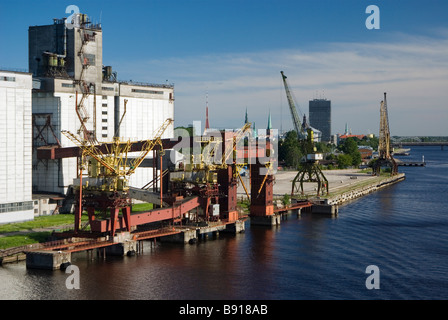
237,168,379,198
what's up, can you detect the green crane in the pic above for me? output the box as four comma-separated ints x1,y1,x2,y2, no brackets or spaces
280,71,329,197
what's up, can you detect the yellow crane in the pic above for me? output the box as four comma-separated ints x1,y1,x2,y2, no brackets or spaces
62,118,174,193
373,92,398,176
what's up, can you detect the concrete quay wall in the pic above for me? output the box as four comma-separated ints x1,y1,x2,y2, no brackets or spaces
324,173,406,206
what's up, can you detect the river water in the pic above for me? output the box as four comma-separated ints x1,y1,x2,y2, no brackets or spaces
0,146,447,301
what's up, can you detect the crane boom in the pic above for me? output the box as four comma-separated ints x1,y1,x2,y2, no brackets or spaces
222,122,252,166
280,71,306,139
126,118,174,175
62,129,120,175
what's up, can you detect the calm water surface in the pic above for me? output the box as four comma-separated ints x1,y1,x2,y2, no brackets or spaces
1,146,447,300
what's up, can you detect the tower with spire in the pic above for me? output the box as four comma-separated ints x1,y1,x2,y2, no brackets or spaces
204,91,210,134
267,110,272,137
205,106,210,131
253,122,257,139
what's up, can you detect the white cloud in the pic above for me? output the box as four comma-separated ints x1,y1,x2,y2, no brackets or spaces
113,32,448,136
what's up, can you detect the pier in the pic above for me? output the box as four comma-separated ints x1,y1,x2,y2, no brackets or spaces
397,161,426,166
1,219,246,270
394,158,426,167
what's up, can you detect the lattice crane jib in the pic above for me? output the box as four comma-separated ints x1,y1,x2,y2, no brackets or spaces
126,118,174,176
374,92,398,176
280,71,328,197
281,71,306,140
223,122,252,168
379,93,391,159
62,118,174,192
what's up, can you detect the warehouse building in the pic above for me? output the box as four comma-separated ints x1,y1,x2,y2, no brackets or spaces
0,70,34,224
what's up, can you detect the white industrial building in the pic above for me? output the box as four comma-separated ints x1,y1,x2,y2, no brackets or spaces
0,70,34,224
30,14,174,197
32,79,174,195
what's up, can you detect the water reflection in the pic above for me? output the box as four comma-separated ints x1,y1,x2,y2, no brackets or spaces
1,147,447,300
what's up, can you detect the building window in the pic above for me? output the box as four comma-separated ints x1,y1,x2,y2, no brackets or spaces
102,119,107,123
84,53,96,66
102,103,108,107
102,95,108,100
102,111,107,115
62,83,74,88
85,30,96,41
0,76,16,82
102,134,108,138
131,89,163,94
0,201,34,213
102,126,108,130
102,87,114,91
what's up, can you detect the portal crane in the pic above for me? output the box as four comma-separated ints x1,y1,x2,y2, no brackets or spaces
62,118,173,192
280,71,329,197
373,92,398,176
62,117,174,236
170,123,252,222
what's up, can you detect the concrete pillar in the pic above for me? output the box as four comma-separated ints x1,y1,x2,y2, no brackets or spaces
161,229,197,244
105,240,137,256
250,214,281,226
224,219,246,233
312,204,338,216
26,251,71,270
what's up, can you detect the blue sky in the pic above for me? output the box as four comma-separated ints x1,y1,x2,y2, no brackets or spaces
1,0,447,136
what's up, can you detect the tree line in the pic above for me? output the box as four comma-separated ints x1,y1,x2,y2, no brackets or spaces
279,131,380,170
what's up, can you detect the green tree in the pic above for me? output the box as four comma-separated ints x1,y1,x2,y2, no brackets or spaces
337,154,353,168
341,137,358,154
315,142,332,153
351,151,362,167
285,144,302,168
279,130,303,168
340,137,362,167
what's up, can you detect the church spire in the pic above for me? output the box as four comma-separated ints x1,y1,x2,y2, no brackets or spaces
204,91,210,132
267,110,272,130
205,106,210,130
253,122,257,139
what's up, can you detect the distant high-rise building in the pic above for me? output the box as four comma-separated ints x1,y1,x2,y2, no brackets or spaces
309,99,331,143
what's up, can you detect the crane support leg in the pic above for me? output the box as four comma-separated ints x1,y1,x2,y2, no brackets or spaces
122,206,131,232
